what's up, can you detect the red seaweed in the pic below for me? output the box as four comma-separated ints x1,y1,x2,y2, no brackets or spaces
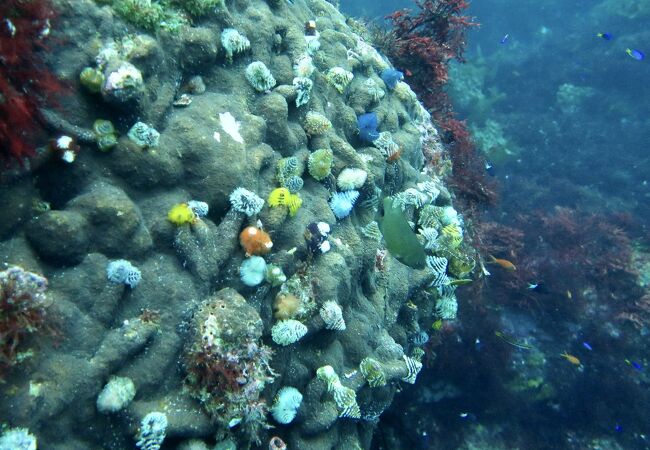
0,0,64,167
383,1,497,213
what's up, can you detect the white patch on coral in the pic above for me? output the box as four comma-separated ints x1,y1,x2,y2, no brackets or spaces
219,112,244,144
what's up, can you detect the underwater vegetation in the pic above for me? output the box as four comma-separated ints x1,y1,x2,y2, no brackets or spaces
98,0,226,31
0,0,66,168
380,0,497,214
0,267,49,378
383,0,477,115
476,207,643,327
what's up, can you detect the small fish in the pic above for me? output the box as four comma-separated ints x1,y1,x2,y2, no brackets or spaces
625,359,643,371
479,260,491,277
596,32,613,40
32,199,51,213
475,337,483,351
485,161,495,176
527,282,549,294
449,278,473,286
626,48,645,61
615,423,623,433
459,412,476,421
560,351,581,366
488,255,517,271
432,319,443,331
5,18,16,37
566,290,573,299
495,331,532,350
582,342,593,351
500,34,509,45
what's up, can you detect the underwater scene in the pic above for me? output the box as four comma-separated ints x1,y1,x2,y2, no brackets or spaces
0,0,648,449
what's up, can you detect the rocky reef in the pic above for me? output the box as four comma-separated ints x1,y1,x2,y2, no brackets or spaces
0,0,474,448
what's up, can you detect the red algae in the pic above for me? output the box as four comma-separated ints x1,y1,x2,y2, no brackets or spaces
0,266,48,378
0,0,65,167
383,1,496,215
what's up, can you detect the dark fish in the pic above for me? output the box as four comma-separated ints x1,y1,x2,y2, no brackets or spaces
485,161,495,176
449,278,473,286
459,412,477,421
527,282,549,294
596,32,613,40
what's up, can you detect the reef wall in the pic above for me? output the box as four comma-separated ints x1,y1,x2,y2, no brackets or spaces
0,0,473,448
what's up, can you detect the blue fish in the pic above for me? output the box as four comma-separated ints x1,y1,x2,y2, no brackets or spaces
500,34,509,45
485,161,495,176
582,342,593,351
626,48,644,61
380,69,404,90
615,423,623,433
357,112,380,143
625,359,643,371
596,32,613,40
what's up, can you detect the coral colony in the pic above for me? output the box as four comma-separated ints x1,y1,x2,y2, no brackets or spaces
0,0,490,447
8,0,646,449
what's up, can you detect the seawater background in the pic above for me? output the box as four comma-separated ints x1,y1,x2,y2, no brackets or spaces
340,0,650,449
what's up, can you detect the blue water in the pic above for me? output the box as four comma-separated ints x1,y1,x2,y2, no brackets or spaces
340,0,650,448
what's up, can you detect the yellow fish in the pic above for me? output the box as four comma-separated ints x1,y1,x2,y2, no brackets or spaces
488,255,516,271
432,319,443,331
560,351,581,366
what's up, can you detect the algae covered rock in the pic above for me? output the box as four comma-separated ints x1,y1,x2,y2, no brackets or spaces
68,183,152,257
103,136,183,189
25,210,90,265
184,288,275,443
256,92,299,152
0,0,477,448
0,181,39,240
178,26,219,70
